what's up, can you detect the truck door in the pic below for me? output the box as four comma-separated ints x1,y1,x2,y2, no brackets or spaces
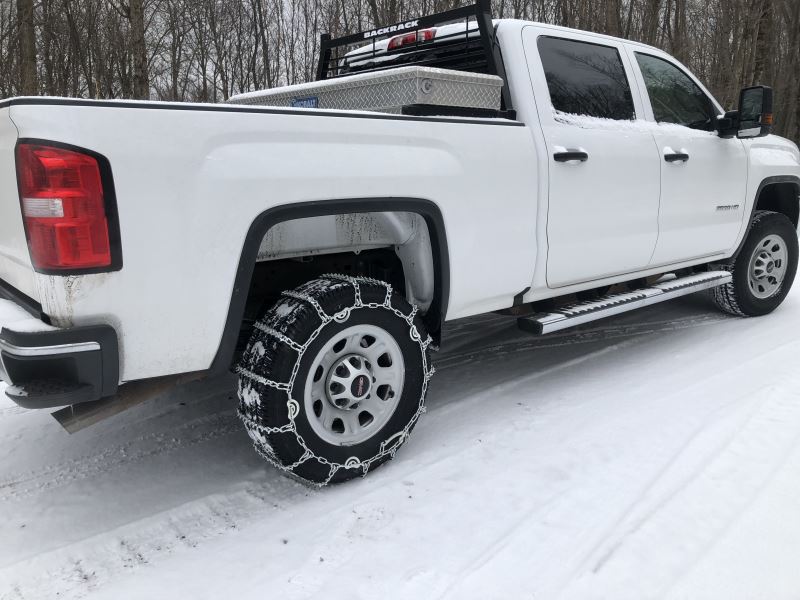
522,27,660,288
626,49,748,265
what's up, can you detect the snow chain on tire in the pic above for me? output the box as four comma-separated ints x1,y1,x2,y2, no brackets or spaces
236,274,435,487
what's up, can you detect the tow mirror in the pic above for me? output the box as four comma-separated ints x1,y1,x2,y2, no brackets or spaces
737,85,773,138
716,111,739,138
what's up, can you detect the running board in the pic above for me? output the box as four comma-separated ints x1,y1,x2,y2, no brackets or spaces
518,271,732,335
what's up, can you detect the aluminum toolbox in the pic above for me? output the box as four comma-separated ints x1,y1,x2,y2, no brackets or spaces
228,66,503,114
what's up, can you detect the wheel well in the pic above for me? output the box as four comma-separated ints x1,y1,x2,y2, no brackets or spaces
237,248,407,357
756,181,800,227
208,198,449,375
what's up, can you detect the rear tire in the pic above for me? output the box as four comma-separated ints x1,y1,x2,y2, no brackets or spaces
713,210,798,316
237,274,434,485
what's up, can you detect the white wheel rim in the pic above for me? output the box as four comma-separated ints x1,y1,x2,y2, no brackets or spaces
748,234,788,299
304,323,405,446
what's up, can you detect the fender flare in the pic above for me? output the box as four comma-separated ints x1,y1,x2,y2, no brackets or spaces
208,198,450,374
733,175,800,258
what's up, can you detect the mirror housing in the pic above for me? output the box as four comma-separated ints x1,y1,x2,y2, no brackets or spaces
737,85,773,138
716,110,739,138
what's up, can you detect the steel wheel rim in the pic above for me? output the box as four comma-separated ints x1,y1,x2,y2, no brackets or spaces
304,323,405,446
748,233,788,299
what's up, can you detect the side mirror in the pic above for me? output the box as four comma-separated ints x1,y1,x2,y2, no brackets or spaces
737,85,773,138
716,110,739,138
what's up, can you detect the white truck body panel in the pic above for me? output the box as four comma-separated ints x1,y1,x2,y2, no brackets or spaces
2,101,539,380
0,109,37,300
621,45,750,265
503,20,800,300
522,25,661,287
0,18,798,392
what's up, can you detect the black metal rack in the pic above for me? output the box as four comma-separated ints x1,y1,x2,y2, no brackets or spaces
315,0,513,114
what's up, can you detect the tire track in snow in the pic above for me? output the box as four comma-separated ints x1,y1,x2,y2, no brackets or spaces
586,389,772,574
554,341,800,598
0,481,302,600
422,337,800,600
0,411,241,502
281,502,393,599
601,387,800,599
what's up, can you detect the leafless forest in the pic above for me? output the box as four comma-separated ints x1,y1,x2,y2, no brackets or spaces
2,0,798,141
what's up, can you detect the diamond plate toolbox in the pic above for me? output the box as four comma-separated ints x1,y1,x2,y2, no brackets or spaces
228,66,503,114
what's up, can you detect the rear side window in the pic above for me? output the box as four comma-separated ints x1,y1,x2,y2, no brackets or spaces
538,36,635,121
635,53,717,131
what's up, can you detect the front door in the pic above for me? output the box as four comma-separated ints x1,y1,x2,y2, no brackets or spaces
523,28,661,288
628,50,748,265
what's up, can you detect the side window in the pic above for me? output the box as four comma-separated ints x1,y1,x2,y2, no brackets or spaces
537,36,635,121
635,53,717,131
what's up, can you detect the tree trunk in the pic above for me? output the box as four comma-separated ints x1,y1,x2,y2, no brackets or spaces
17,0,37,95
604,0,619,36
129,0,149,99
254,0,272,88
672,0,687,63
367,0,381,26
751,0,773,85
643,0,662,45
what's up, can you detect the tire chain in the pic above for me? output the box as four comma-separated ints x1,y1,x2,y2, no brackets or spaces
236,273,435,487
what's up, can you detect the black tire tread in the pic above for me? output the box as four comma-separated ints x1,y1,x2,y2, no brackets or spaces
712,210,797,317
237,274,431,485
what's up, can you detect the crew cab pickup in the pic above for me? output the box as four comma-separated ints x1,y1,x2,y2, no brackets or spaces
1,2,799,484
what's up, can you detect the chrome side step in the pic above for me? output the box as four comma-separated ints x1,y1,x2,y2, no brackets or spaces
518,271,732,335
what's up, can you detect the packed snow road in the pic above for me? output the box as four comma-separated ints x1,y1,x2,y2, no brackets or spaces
2,288,800,600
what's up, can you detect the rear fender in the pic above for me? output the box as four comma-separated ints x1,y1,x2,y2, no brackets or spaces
209,197,449,374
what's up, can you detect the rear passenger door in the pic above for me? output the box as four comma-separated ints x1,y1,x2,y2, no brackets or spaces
523,27,660,288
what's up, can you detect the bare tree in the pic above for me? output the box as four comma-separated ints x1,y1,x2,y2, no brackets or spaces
1,0,798,143
16,0,36,94
109,0,149,98
129,0,148,98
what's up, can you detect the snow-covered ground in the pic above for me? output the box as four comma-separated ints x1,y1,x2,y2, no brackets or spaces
3,288,800,600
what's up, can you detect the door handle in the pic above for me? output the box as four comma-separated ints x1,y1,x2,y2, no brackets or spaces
664,147,689,163
553,150,589,162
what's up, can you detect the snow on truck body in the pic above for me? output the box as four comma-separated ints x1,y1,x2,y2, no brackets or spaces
1,5,799,484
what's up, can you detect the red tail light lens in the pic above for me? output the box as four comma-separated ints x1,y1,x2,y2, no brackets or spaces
387,28,436,51
16,143,112,271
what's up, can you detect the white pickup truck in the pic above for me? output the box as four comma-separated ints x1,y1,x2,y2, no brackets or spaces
1,3,798,484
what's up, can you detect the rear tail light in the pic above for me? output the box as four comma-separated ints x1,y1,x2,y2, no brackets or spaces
387,28,436,51
15,143,117,272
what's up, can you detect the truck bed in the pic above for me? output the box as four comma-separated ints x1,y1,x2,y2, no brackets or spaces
0,97,538,382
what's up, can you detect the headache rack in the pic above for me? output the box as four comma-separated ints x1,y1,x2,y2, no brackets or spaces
316,0,513,114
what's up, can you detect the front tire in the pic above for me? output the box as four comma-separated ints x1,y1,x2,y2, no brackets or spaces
237,274,434,485
713,210,798,316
